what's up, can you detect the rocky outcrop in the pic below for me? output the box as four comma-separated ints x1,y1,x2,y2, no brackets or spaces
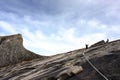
90,40,106,48
0,34,120,80
0,34,45,67
56,65,83,80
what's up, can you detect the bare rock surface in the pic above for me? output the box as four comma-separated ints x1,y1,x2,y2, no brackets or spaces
0,34,120,80
0,34,46,67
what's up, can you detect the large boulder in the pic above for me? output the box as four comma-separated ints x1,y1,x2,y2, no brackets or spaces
0,34,45,67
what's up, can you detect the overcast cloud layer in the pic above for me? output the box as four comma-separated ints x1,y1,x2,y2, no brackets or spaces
0,0,120,55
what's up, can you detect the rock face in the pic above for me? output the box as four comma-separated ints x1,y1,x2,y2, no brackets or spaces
0,34,120,80
0,34,45,67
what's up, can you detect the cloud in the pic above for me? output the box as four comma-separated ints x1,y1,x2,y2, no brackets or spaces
22,26,106,56
21,28,77,55
0,21,16,34
0,0,119,18
0,0,120,27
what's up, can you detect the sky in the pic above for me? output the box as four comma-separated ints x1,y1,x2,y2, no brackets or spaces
0,0,120,56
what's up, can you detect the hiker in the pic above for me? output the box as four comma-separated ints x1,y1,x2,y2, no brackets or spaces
106,39,109,43
85,44,88,49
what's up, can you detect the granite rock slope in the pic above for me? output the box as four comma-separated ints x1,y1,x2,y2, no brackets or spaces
0,34,120,80
0,34,45,67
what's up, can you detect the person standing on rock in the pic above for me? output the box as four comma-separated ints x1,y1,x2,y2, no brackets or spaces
106,39,109,43
85,44,88,49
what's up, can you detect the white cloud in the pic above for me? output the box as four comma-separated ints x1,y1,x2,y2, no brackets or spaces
104,0,120,18
0,21,16,33
22,28,77,55
21,28,106,56
108,25,120,33
57,27,106,48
